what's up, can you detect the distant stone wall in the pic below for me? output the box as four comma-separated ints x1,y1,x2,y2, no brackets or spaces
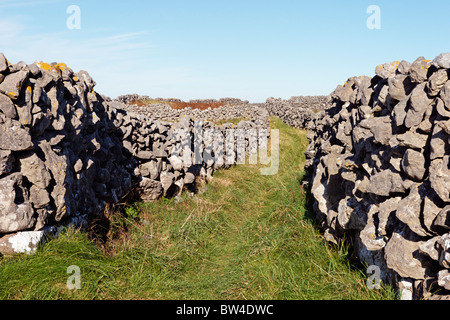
0,55,270,254
115,94,249,106
112,99,265,123
260,96,331,130
116,94,331,130
305,53,450,300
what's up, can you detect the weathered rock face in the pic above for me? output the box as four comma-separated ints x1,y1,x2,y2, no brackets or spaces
305,54,450,299
0,54,270,254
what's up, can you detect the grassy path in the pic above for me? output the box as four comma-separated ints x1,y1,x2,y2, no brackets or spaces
0,117,396,300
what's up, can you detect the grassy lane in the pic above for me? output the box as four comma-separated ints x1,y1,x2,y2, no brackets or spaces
0,117,396,300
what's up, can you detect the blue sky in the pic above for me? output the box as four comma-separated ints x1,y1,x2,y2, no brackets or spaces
1,0,450,102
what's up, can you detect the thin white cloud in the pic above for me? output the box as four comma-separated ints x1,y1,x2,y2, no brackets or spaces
96,32,149,44
0,15,153,68
0,10,208,99
0,0,64,8
0,15,172,98
0,18,25,41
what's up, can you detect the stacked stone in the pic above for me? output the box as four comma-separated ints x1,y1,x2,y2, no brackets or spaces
218,98,250,105
115,94,151,104
186,98,249,105
262,96,331,130
288,96,330,109
0,54,269,254
305,53,450,300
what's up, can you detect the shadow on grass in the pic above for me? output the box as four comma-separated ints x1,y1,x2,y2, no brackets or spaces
86,188,143,246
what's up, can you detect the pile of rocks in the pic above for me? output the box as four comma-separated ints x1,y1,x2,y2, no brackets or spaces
305,53,450,299
261,96,330,130
0,54,269,254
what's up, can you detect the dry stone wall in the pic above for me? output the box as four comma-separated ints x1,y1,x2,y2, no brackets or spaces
112,98,264,124
0,54,270,254
116,95,249,106
115,94,330,129
305,53,450,300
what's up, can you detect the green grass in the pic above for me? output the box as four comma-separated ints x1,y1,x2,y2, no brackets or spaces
0,117,396,300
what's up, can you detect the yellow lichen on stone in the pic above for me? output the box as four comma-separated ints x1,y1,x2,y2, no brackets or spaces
55,63,72,75
8,92,17,99
37,62,70,75
55,63,67,71
73,76,79,82
26,86,32,93
37,62,54,72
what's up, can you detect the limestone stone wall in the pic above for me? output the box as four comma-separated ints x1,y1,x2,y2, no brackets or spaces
0,54,270,254
305,53,450,300
260,96,330,130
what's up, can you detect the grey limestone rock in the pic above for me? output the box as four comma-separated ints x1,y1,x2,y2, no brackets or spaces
0,173,35,233
433,53,450,69
384,231,428,280
401,149,426,182
0,116,33,151
0,150,14,176
0,92,17,119
0,70,28,100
